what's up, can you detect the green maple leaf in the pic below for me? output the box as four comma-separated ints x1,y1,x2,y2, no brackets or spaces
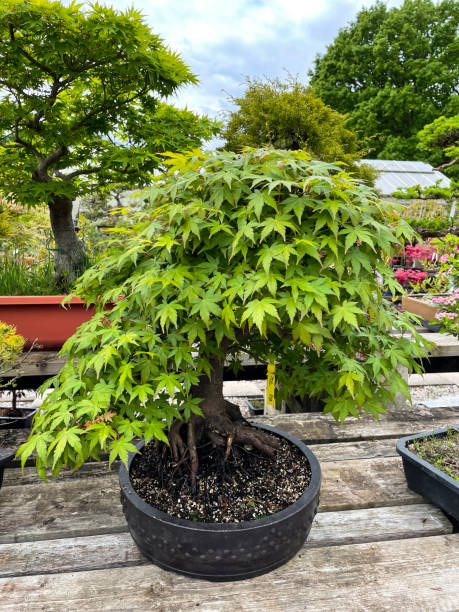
331,301,363,330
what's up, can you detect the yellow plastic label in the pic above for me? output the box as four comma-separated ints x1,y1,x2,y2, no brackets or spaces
266,362,276,407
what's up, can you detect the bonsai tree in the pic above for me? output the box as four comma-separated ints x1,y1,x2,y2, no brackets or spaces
19,148,431,488
0,0,219,284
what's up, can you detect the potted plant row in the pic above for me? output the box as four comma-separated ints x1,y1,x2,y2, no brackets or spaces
19,148,430,580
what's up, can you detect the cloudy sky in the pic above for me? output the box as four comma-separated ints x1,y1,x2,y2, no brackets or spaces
110,0,405,129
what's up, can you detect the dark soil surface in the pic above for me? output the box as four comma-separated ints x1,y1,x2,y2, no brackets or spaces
408,429,459,481
130,429,311,523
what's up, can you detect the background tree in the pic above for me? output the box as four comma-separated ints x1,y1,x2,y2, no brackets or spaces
222,76,376,183
309,0,459,161
0,0,219,284
418,115,459,176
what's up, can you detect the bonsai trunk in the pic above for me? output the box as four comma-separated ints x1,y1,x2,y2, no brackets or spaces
168,353,280,494
48,196,87,287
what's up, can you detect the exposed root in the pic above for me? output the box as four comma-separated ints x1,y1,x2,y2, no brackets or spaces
223,434,233,463
169,420,186,463
162,397,281,497
188,419,199,495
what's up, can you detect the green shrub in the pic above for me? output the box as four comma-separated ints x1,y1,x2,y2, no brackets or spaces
0,321,24,371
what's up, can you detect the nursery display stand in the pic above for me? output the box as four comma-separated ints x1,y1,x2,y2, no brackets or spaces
0,401,457,609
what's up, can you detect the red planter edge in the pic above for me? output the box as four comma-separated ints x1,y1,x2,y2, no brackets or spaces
0,296,96,351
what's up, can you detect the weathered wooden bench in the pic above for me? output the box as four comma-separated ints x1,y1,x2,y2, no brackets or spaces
3,329,459,385
0,401,458,610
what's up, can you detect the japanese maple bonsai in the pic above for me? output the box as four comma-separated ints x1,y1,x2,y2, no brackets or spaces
19,148,431,576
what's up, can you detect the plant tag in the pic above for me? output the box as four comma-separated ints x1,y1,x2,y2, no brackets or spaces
266,362,276,409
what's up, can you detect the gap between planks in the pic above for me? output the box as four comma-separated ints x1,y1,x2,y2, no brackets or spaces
0,535,457,611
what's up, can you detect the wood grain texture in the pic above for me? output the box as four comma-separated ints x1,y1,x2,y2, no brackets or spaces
0,535,457,611
0,351,65,378
0,456,423,544
254,403,459,443
2,403,457,459
0,504,451,579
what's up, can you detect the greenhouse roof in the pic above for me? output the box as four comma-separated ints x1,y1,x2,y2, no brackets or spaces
360,159,451,196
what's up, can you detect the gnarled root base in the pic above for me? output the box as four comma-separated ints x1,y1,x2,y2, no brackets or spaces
166,400,280,495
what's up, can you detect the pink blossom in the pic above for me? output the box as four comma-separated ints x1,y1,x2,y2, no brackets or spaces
435,312,457,320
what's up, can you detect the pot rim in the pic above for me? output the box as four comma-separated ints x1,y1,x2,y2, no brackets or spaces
396,425,459,491
0,296,86,305
120,422,321,533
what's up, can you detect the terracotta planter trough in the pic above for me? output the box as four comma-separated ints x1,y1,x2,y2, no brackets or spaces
0,296,96,350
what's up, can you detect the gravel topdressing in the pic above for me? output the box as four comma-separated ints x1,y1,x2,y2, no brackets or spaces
130,430,312,523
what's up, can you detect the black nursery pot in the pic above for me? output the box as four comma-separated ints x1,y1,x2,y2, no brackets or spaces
396,427,459,522
120,423,321,581
0,404,39,429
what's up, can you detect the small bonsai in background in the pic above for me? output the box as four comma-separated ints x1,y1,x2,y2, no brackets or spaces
20,148,431,488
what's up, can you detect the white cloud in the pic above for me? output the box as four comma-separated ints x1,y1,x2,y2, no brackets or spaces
83,0,407,124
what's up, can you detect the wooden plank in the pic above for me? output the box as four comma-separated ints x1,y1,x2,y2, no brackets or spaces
0,504,451,579
0,535,457,611
2,403,457,456
0,457,423,544
0,351,65,378
308,438,399,462
420,332,459,357
2,461,118,487
255,403,459,443
319,457,424,511
1,438,401,488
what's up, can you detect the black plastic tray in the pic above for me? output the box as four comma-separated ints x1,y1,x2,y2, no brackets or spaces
396,426,459,522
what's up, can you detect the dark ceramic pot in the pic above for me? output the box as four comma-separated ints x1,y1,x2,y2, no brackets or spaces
120,423,321,581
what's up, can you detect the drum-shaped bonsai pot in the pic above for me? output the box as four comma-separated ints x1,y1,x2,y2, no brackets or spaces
120,423,321,581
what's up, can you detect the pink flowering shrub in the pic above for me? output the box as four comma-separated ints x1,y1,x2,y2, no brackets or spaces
404,244,434,264
432,291,459,337
394,269,427,287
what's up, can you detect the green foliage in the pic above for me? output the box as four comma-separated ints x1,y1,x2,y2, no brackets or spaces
391,180,459,203
404,217,456,233
418,115,459,175
309,0,459,162
0,251,67,295
21,148,431,478
222,76,377,184
0,198,50,253
0,321,24,370
0,0,220,206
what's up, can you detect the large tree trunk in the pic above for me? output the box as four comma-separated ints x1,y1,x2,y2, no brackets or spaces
168,351,280,493
48,196,86,288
